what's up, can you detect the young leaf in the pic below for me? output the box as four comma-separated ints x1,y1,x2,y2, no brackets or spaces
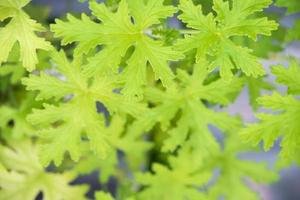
72,116,152,183
0,93,40,139
0,0,51,71
51,0,183,97
0,140,88,200
207,134,278,200
177,0,278,79
136,147,211,200
241,61,300,167
272,60,300,94
22,50,146,166
128,63,243,153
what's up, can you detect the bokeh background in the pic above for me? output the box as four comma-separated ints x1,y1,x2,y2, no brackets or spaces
26,0,300,199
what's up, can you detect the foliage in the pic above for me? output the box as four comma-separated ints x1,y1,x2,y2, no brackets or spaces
0,0,51,71
0,0,299,199
50,0,182,98
241,60,300,168
22,50,145,166
0,140,88,200
176,0,277,79
276,0,300,42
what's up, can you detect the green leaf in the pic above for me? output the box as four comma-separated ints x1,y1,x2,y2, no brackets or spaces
286,20,300,42
177,0,278,79
136,147,211,200
51,0,182,97
272,61,300,94
0,0,51,71
72,115,151,182
22,50,146,166
206,133,278,200
95,191,135,200
95,192,114,200
0,141,88,200
245,76,274,110
276,0,300,14
0,93,40,139
129,63,243,153
241,61,300,167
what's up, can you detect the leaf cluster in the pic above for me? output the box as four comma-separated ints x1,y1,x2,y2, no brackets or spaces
1,0,299,199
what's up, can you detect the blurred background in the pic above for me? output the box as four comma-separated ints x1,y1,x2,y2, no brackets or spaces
22,0,300,199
